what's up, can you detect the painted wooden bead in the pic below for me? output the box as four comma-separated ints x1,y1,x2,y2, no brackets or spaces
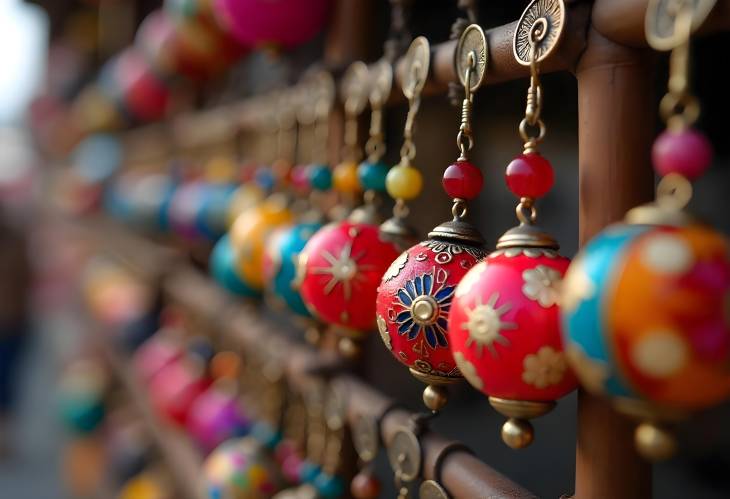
376,239,486,383
309,164,332,191
333,161,361,194
210,235,260,298
449,249,577,402
204,437,283,499
561,224,730,409
299,222,400,332
262,222,323,318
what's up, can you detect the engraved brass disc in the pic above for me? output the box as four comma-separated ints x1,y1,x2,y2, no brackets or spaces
419,480,451,499
341,61,370,115
645,0,717,51
513,0,566,66
369,58,393,107
352,414,380,462
455,24,488,91
387,427,421,482
401,36,430,99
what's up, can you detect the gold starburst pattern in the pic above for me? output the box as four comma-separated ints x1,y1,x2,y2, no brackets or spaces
310,239,375,300
463,292,516,357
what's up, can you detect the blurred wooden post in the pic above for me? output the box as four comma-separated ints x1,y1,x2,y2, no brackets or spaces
574,26,656,499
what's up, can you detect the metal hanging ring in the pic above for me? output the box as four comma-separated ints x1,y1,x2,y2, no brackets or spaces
519,117,546,144
516,200,538,225
659,91,700,128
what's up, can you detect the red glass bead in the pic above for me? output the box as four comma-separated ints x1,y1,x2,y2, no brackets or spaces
652,128,713,181
504,153,554,199
351,470,381,499
442,160,483,200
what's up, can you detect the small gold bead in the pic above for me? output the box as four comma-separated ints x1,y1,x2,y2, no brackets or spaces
422,384,449,412
635,422,677,461
501,418,534,449
338,337,361,358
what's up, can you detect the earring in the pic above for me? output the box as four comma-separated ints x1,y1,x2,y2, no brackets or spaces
298,63,401,354
376,34,488,414
449,8,577,449
561,0,730,461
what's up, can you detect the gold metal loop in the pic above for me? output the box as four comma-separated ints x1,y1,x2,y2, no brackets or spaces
645,0,717,51
452,199,468,220
394,199,410,219
656,172,693,210
660,91,700,130
519,117,546,151
516,198,538,225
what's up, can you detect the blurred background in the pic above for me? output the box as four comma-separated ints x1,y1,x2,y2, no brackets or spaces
1,1,730,498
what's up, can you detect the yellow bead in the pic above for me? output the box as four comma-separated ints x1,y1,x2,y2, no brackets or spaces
333,161,362,193
386,165,423,200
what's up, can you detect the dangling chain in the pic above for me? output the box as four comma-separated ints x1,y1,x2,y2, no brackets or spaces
519,26,546,154
399,65,422,168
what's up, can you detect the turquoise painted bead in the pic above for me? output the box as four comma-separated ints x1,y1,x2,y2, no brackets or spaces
561,224,649,398
263,222,322,318
210,235,260,298
357,160,389,192
309,164,332,191
298,461,321,484
314,472,344,499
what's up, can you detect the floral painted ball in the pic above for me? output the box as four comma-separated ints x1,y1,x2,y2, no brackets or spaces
263,222,323,318
449,247,577,402
299,221,400,332
561,223,730,410
204,437,283,499
376,239,486,384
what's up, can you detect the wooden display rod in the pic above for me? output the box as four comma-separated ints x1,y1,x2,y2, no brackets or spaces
163,267,537,499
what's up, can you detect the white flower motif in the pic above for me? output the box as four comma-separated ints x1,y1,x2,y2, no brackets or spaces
454,351,483,390
382,251,409,282
560,258,595,313
522,346,568,389
455,261,487,299
522,265,563,308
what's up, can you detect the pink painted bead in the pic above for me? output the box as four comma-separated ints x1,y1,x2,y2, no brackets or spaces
290,164,311,192
504,153,554,199
652,128,713,181
442,160,483,200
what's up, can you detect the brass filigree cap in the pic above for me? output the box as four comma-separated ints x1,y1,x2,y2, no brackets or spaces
496,223,559,250
427,219,485,247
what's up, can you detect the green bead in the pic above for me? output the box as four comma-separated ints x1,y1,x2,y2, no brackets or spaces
358,161,389,192
309,164,332,191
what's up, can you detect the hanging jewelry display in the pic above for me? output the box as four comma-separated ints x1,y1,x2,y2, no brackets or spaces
561,0,730,461
298,63,401,352
376,34,487,413
448,7,577,449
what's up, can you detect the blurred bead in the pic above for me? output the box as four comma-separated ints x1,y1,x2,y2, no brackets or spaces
652,128,713,181
290,164,311,191
255,168,276,192
422,384,449,412
358,160,389,192
505,153,554,199
298,460,321,484
314,472,344,499
385,164,423,200
333,161,362,193
351,470,381,499
442,160,483,200
635,422,677,461
309,164,332,191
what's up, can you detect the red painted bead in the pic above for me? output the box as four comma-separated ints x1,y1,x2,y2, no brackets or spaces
504,153,554,199
351,470,381,499
652,128,713,181
442,160,483,200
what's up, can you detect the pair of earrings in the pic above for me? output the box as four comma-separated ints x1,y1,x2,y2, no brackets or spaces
377,2,577,449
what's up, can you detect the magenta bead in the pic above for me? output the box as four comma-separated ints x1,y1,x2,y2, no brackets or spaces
504,153,554,199
290,164,311,191
281,453,304,483
213,0,330,48
442,160,483,200
652,128,713,181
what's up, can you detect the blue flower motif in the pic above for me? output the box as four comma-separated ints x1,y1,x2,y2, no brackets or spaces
394,271,455,349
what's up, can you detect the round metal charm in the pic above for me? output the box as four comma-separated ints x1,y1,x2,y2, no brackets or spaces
513,0,566,66
455,24,488,91
387,427,421,483
645,0,717,51
369,58,393,107
419,480,450,499
341,61,371,115
400,36,430,99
